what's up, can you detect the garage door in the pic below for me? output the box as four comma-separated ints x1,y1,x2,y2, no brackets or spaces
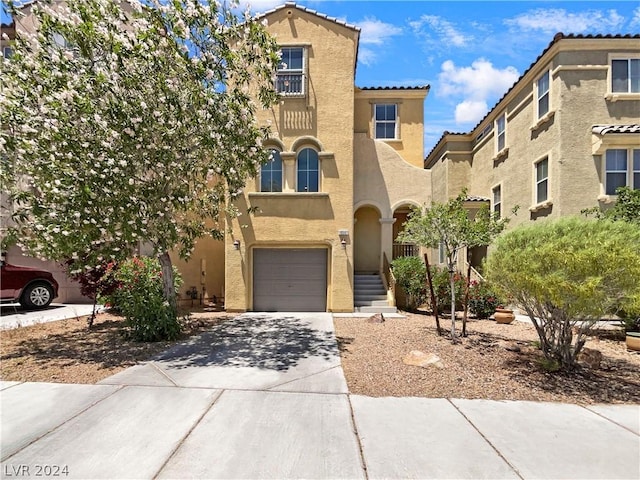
253,248,327,312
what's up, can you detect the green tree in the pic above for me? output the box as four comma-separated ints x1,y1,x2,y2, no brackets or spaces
1,0,279,324
485,217,640,370
398,189,509,341
391,256,426,311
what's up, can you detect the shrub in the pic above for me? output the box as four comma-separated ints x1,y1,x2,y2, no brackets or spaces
486,217,640,370
468,280,501,319
429,267,466,313
100,256,183,342
391,256,426,310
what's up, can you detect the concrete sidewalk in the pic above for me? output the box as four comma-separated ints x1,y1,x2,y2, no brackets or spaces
0,304,101,330
1,313,639,479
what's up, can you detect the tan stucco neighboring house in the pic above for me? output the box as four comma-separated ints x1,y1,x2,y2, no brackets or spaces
425,33,640,231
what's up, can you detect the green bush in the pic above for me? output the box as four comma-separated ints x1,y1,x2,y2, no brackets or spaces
468,280,501,319
101,256,182,342
429,266,467,313
391,256,426,310
486,217,640,370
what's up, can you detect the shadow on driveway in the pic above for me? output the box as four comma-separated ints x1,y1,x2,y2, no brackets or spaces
155,314,338,371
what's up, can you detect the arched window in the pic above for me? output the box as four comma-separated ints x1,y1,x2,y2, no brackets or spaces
297,148,319,192
260,149,283,192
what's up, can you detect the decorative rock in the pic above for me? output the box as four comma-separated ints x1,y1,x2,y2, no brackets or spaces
578,347,603,369
366,313,385,323
403,350,444,369
498,340,521,352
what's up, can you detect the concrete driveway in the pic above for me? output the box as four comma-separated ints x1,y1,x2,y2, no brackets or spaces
1,312,639,479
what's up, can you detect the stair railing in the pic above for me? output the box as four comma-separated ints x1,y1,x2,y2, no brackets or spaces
382,252,396,306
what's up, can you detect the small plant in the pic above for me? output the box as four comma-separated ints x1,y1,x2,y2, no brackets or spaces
65,259,120,327
391,256,426,310
468,280,501,319
100,256,183,342
538,357,561,372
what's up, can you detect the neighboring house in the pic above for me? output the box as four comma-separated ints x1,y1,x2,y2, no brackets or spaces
176,3,431,312
425,33,640,271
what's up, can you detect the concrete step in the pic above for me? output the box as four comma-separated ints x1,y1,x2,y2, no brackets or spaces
355,299,391,307
356,305,398,314
354,294,388,301
354,286,386,294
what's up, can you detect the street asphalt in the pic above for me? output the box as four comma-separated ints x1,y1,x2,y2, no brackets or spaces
1,312,639,479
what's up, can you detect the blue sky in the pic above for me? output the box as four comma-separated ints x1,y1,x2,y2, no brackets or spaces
4,1,639,153
245,0,639,153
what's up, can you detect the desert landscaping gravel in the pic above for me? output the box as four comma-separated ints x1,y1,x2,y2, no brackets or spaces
1,310,639,405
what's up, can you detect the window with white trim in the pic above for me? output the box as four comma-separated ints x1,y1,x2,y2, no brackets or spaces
605,149,640,195
260,149,283,192
536,70,550,119
496,113,506,152
535,157,549,203
2,46,12,59
297,148,319,192
276,47,305,96
374,104,397,139
492,185,502,218
611,59,640,93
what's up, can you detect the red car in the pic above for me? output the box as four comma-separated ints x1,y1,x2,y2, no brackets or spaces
0,261,59,309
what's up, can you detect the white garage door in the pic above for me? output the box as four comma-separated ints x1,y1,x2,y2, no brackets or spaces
253,248,328,312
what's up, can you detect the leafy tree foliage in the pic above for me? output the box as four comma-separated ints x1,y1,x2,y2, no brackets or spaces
485,217,640,370
1,0,279,312
583,187,640,224
391,256,426,311
398,189,509,340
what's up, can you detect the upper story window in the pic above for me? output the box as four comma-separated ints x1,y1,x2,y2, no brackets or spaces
260,149,283,192
297,148,319,192
374,104,397,139
495,114,506,152
276,47,305,96
605,149,640,195
611,59,640,93
492,185,502,218
536,70,550,119
535,157,549,203
2,46,12,59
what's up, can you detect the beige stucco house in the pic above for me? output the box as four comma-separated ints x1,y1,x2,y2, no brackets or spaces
425,33,640,241
176,3,431,313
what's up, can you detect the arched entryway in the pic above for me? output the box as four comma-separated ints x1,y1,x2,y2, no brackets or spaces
354,206,381,273
392,204,419,259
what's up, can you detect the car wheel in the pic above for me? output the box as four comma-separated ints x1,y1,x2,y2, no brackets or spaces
20,282,54,309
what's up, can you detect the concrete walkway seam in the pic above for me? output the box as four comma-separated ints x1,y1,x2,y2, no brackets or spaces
582,405,640,437
152,388,225,479
447,398,525,480
1,384,124,463
264,365,345,392
347,394,370,480
149,361,180,387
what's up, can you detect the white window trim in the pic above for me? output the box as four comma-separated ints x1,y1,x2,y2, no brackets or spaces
600,147,640,199
531,69,554,131
530,155,553,212
259,150,284,193
495,113,506,154
276,46,307,97
295,146,321,193
606,53,640,101
373,103,400,141
491,184,502,218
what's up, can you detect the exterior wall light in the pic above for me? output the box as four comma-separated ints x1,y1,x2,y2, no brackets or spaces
338,229,349,248
233,240,241,250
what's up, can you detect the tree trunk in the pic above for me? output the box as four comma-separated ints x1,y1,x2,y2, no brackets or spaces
424,254,441,336
462,260,472,337
158,251,177,313
449,262,456,342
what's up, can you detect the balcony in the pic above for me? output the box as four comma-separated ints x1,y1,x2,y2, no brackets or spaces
393,243,419,259
275,72,305,97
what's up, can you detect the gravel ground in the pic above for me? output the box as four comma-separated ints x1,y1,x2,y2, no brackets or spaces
334,311,640,404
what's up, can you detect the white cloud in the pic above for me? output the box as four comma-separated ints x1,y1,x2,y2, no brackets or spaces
505,8,625,34
455,100,488,124
358,48,377,67
438,59,520,125
409,15,471,47
356,17,402,45
238,0,284,14
631,7,640,27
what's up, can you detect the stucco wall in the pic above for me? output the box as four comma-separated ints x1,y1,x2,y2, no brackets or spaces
224,6,358,312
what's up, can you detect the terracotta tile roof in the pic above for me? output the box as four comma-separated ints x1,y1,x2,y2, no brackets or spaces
465,195,490,202
592,125,640,135
425,33,640,165
256,2,359,32
358,85,430,91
